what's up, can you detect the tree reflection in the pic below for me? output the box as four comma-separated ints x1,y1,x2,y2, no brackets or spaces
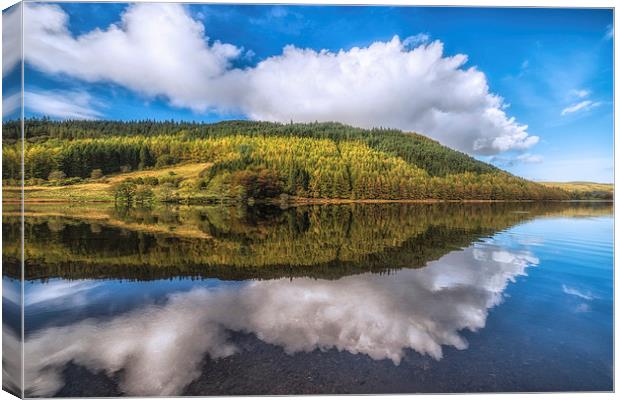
4,202,611,281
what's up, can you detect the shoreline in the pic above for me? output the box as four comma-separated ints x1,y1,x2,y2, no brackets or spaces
2,198,613,205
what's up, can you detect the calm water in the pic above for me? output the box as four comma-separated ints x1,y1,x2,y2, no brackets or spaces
2,202,613,396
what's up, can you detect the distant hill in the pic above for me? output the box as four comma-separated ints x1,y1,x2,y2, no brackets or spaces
540,181,613,200
3,118,570,202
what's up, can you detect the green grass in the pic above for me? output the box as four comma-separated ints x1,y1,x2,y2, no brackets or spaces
8,163,210,203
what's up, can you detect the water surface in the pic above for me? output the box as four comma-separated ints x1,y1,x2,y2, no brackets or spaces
2,202,613,395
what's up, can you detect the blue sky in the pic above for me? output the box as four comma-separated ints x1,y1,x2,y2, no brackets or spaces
4,3,614,182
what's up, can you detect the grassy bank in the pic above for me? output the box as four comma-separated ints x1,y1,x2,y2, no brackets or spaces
5,163,209,203
4,161,571,205
3,164,611,205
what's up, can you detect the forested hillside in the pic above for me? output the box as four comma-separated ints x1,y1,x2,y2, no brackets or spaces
6,118,500,176
2,118,570,202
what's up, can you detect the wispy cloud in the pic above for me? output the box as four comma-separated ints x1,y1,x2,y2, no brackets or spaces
525,156,613,183
570,89,590,98
575,303,591,313
561,100,601,116
490,153,543,167
248,5,306,34
269,5,288,18
26,280,102,306
604,24,613,40
26,90,103,119
403,33,430,48
516,153,543,164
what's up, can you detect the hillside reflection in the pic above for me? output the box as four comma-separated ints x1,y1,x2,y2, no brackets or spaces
4,202,611,281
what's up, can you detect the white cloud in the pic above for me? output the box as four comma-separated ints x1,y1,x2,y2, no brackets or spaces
3,91,21,117
21,243,537,396
2,3,22,77
23,3,538,155
561,100,601,116
23,3,241,112
231,37,538,155
25,90,103,119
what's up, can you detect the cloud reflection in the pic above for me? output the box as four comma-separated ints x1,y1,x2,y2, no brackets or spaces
2,325,21,395
562,284,595,301
22,243,538,396
2,278,22,395
25,280,101,306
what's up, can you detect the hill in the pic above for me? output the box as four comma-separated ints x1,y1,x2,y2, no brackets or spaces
540,181,613,200
6,118,500,176
3,118,570,203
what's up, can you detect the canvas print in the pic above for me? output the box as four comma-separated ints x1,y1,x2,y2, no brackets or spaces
1,1,614,397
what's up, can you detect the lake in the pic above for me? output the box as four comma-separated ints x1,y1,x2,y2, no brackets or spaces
2,202,613,396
